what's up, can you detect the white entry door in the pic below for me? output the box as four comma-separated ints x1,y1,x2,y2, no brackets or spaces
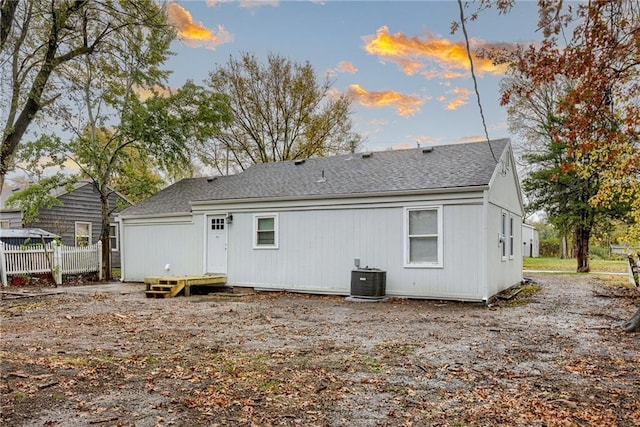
207,215,227,274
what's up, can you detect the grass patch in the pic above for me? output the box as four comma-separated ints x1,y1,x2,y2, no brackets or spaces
523,257,627,273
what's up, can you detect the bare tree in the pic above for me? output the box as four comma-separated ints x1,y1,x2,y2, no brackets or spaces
206,52,362,173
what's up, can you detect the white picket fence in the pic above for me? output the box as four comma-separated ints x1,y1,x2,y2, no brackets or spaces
0,241,103,286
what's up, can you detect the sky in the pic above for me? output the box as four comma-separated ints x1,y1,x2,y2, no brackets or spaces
163,0,544,152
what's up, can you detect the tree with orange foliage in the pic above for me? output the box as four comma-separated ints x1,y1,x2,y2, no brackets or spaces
497,0,639,331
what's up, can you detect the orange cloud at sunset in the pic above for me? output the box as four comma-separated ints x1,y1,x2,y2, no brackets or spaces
337,61,358,74
348,84,427,116
167,3,232,50
134,85,172,101
444,87,470,110
363,26,510,79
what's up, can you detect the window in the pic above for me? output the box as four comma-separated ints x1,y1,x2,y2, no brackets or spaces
0,220,9,229
75,222,91,247
211,218,225,230
501,212,507,260
254,214,278,249
509,216,515,259
109,224,119,252
405,206,442,267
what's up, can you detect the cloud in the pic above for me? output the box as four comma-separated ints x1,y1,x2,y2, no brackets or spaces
363,26,511,79
337,61,358,74
348,84,427,116
134,85,173,101
454,135,487,144
327,61,358,77
206,0,279,9
443,87,471,110
239,0,279,9
167,3,232,50
393,135,437,150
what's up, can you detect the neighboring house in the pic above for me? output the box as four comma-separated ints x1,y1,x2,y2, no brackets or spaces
119,139,524,302
522,223,540,258
0,181,131,268
0,228,60,246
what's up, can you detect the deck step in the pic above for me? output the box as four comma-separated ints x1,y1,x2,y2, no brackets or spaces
144,275,228,298
145,290,170,298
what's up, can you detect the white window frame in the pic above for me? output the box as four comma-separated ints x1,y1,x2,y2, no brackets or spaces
404,206,443,268
75,221,92,247
509,215,515,260
501,211,507,261
109,223,119,252
253,213,278,249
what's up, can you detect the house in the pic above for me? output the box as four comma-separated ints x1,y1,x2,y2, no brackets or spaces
0,181,130,268
119,139,524,302
0,228,60,246
522,223,539,257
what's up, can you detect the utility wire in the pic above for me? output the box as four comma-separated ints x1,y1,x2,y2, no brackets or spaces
457,0,498,162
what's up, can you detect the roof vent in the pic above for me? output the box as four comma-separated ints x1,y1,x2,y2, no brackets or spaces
294,159,306,165
206,176,217,183
361,152,373,159
422,147,434,154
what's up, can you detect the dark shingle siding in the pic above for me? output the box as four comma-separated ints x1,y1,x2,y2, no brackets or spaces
121,139,508,217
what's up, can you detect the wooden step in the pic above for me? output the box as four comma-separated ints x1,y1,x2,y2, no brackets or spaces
145,290,170,298
144,275,227,298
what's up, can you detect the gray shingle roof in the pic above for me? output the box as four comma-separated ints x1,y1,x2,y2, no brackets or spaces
120,139,509,217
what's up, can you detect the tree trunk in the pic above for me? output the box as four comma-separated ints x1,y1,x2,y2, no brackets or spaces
560,234,568,259
575,226,590,272
100,191,112,281
624,308,640,333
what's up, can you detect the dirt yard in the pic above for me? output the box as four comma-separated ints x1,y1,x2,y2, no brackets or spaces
1,274,639,427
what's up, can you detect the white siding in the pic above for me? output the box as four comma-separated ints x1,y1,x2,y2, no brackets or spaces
485,203,523,299
484,146,524,298
522,224,539,257
121,215,204,281
226,202,486,301
488,149,524,216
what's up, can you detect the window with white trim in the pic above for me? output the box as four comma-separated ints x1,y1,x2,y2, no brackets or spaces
405,206,442,267
109,223,119,252
509,216,515,259
75,221,91,247
254,214,278,249
501,212,507,260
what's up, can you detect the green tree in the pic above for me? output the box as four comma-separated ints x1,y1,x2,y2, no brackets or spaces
206,52,362,172
501,74,627,270
109,149,164,203
0,0,171,191
495,0,639,330
10,6,232,281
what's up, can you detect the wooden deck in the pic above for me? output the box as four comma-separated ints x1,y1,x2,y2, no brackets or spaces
144,275,227,298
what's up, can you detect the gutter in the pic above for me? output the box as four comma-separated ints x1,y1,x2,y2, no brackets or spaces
190,185,490,207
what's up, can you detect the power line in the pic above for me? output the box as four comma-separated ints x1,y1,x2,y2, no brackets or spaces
457,0,498,162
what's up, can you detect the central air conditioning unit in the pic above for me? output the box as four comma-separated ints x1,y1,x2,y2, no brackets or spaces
350,268,386,299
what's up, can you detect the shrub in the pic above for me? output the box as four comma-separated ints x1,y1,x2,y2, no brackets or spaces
539,239,560,257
